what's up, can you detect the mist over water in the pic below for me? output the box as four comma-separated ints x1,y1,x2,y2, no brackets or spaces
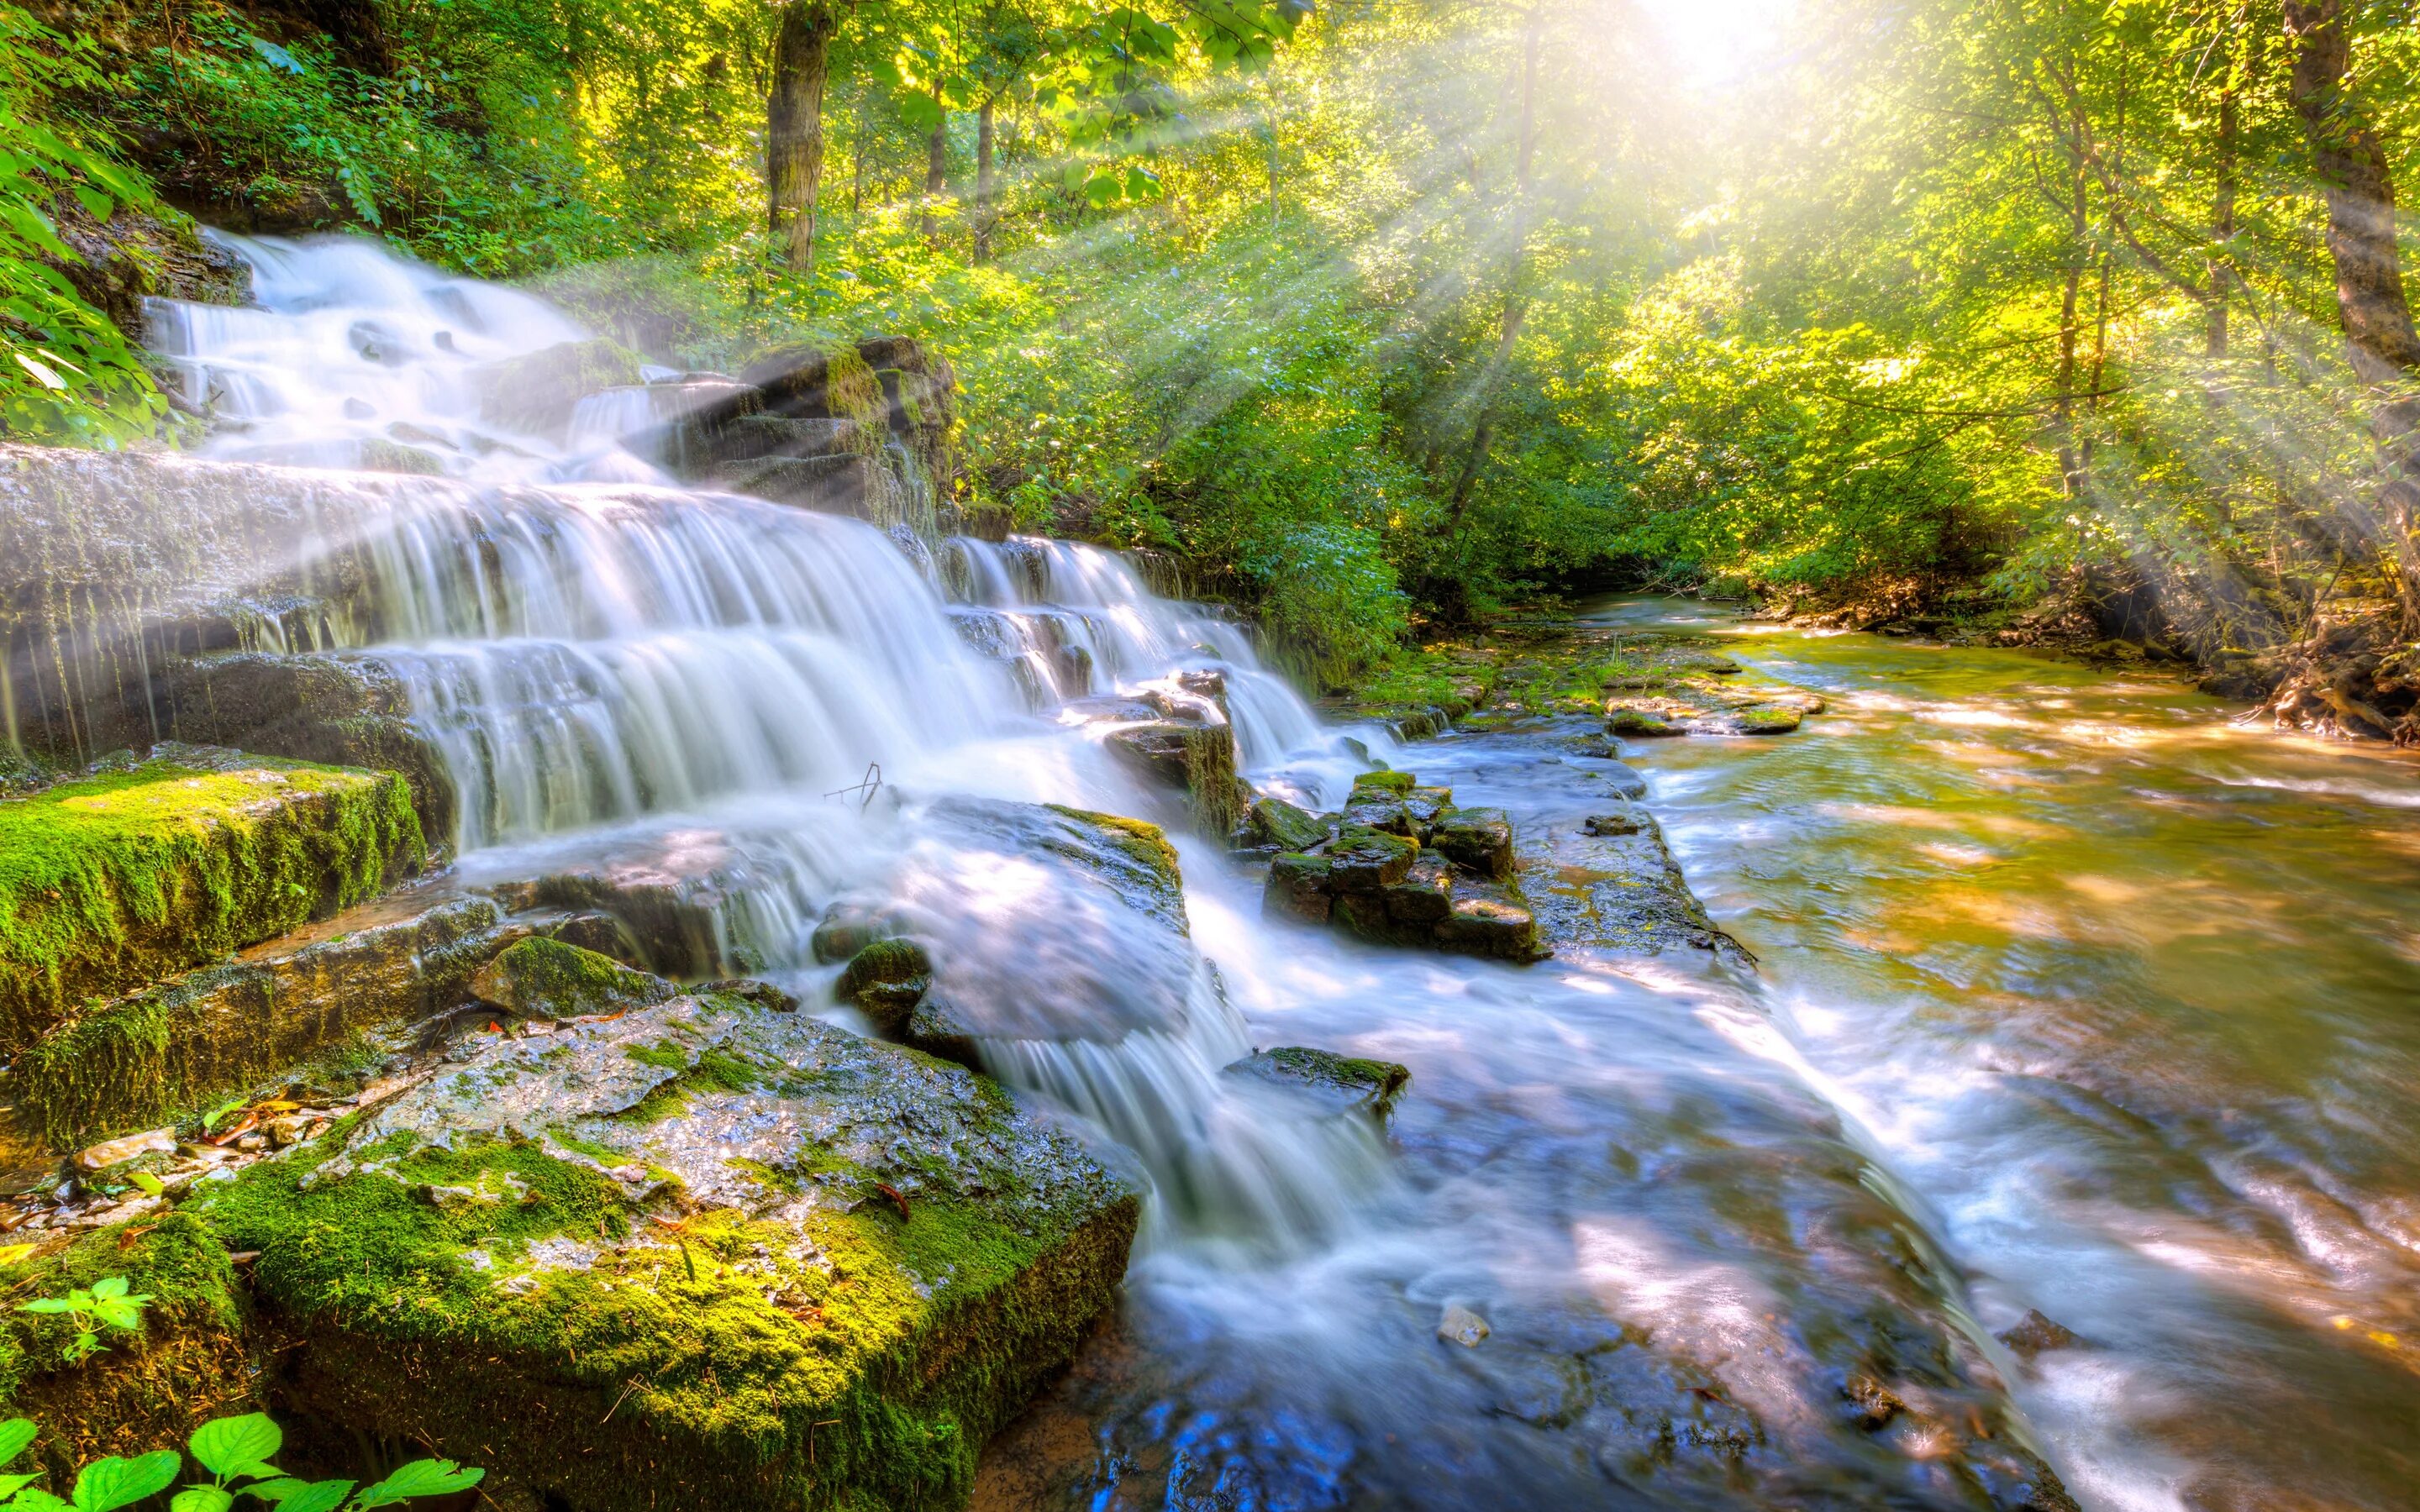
134,239,2420,1509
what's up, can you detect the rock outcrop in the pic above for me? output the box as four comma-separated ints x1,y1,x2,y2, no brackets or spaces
193,986,1139,1512
0,746,425,1050
1261,770,1544,961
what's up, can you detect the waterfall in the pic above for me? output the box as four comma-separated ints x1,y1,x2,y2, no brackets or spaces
141,234,1382,1255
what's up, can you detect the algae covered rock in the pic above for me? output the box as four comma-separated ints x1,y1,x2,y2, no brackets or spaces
1430,808,1514,882
196,990,1139,1512
1102,719,1249,836
1222,1047,1410,1126
1606,707,1681,738
1244,795,1330,853
17,891,523,1147
1326,826,1418,892
1731,706,1805,734
471,937,676,1020
470,338,644,438
837,937,933,1035
0,748,425,1050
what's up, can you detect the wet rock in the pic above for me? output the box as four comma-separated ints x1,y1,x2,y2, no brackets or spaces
470,338,644,439
1221,1047,1410,1125
1381,855,1455,924
76,1127,176,1173
1996,1310,2086,1357
1102,720,1249,836
905,990,985,1071
164,652,458,848
15,890,539,1148
1439,1305,1491,1347
713,453,876,517
1353,769,1415,795
1606,707,1681,738
809,900,899,964
1436,877,1544,960
1593,761,1649,800
1730,706,1804,734
837,937,934,1037
1584,811,1644,837
471,937,676,1020
0,746,426,1053
1326,826,1420,892
1263,852,1335,924
1430,808,1514,881
196,990,1138,1512
1244,795,1330,853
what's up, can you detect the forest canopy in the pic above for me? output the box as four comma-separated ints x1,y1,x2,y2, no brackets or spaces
4,0,2420,717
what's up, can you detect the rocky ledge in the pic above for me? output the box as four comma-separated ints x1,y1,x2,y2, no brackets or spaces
1253,770,1544,961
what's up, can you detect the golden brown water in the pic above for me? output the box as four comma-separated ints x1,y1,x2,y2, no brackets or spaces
1626,599,2420,1510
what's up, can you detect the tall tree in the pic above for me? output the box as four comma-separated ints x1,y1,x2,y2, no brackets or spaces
2283,0,2420,618
1447,9,1543,527
768,0,844,271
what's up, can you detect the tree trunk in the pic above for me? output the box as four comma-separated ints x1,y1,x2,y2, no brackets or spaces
766,0,841,272
2284,0,2420,622
1447,15,1543,527
921,86,948,247
974,97,997,264
2208,75,2238,358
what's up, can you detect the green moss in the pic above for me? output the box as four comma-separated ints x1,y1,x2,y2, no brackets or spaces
1352,769,1414,794
1043,805,1186,921
836,939,931,1000
192,1110,1134,1512
480,937,671,1019
1734,706,1804,733
1606,709,1679,737
0,754,425,1048
0,1212,255,1482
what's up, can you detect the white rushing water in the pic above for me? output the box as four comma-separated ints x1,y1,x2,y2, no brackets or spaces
149,233,1392,1258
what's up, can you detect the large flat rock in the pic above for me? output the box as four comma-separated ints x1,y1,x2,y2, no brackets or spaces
0,745,425,1050
195,989,1138,1512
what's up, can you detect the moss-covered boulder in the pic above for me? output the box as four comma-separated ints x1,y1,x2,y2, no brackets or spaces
471,937,676,1021
192,990,1139,1512
1430,808,1514,882
0,748,425,1051
837,937,933,1036
1243,795,1330,853
1222,1047,1411,1126
1102,720,1249,837
0,1213,257,1488
1324,826,1418,892
1606,707,1681,738
16,892,529,1148
1731,706,1805,734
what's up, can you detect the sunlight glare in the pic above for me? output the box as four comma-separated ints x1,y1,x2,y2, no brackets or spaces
1636,0,1796,86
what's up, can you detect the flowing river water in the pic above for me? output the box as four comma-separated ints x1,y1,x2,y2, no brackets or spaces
127,239,2420,1511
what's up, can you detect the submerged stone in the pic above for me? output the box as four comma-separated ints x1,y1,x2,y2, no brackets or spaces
1222,1046,1411,1126
195,990,1139,1512
1731,706,1804,734
1996,1310,2086,1357
838,937,934,1037
471,937,676,1020
1262,852,1335,924
1437,877,1544,960
470,338,644,439
0,747,424,1052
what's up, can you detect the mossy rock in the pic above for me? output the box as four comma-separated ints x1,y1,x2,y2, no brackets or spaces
1222,1047,1411,1126
1325,826,1418,893
838,937,933,1037
17,894,510,1149
1732,706,1805,734
1037,805,1185,932
0,1213,258,1487
0,748,426,1052
191,991,1139,1512
1100,722,1249,837
1605,708,1681,738
1430,808,1514,882
1245,796,1329,853
1351,769,1414,795
471,937,676,1021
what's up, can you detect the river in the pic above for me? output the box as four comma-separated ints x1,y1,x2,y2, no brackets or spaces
980,597,2420,1512
133,240,2420,1510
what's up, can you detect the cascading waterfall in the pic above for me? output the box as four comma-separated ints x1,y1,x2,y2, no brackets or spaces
148,234,1384,1254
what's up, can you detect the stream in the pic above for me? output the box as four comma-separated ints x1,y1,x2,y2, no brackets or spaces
130,239,2420,1511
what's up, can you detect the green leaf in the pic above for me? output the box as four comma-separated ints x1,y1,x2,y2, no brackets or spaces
11,353,67,391
171,1488,234,1512
0,1473,41,1498
16,1299,71,1315
257,1481,351,1512
87,1278,125,1300
189,1417,281,1480
92,1300,145,1330
12,1488,73,1512
71,1452,181,1511
127,1173,164,1198
0,1420,36,1467
351,1461,482,1508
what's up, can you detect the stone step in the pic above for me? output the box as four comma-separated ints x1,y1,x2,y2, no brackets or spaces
10,876,627,1149
0,745,426,1053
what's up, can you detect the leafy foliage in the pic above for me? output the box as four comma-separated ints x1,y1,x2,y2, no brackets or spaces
0,1411,479,1512
14,1276,148,1366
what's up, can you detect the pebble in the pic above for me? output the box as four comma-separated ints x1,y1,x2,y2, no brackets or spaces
1438,1304,1491,1347
76,1127,176,1172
